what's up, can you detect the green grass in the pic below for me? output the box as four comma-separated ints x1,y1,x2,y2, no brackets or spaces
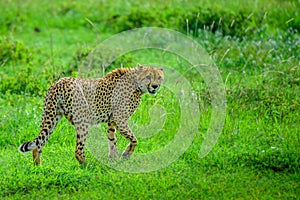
1,0,299,199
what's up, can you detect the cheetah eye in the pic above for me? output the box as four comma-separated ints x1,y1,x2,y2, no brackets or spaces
158,76,162,81
146,75,151,80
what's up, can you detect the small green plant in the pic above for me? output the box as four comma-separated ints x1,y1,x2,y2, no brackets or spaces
0,36,33,66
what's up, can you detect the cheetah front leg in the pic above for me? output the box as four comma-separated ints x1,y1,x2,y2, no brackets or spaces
115,121,138,158
107,121,118,158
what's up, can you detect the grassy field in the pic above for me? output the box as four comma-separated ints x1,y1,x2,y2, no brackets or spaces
1,0,299,199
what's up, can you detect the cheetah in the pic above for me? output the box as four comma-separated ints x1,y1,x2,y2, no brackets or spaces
18,64,164,165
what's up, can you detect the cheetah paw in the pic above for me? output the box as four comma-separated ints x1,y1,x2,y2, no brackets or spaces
122,151,131,158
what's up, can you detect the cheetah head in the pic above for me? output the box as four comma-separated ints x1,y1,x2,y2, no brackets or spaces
136,64,164,95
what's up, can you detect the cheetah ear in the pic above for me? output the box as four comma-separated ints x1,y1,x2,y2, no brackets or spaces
158,67,164,71
137,63,143,70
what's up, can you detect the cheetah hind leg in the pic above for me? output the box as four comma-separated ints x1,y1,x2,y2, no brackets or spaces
32,148,41,165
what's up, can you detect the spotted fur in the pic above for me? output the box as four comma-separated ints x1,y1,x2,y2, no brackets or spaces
18,64,164,165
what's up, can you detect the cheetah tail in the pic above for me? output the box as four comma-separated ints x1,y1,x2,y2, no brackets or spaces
18,140,37,153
